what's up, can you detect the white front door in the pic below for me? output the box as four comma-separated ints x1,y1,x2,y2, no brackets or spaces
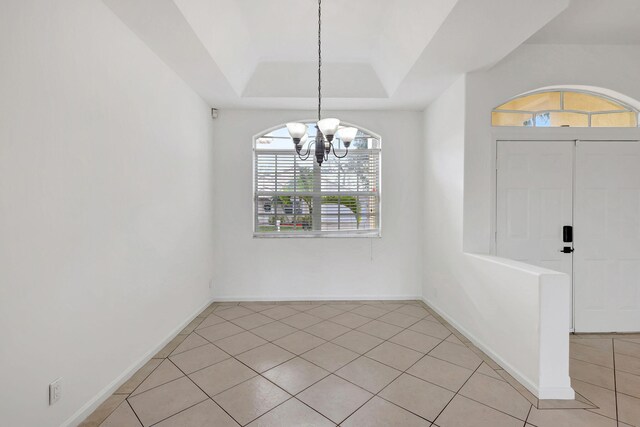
574,141,640,332
496,140,575,328
497,139,640,332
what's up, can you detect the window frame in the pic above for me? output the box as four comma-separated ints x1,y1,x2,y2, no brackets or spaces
252,120,382,238
491,89,640,128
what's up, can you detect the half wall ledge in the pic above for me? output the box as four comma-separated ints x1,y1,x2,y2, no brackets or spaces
424,253,575,401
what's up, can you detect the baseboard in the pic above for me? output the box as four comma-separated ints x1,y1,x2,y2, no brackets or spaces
420,296,573,400
537,386,576,400
212,295,423,302
62,297,214,427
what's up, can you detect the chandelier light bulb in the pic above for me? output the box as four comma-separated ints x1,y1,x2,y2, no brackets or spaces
317,118,340,141
337,127,358,147
286,122,308,142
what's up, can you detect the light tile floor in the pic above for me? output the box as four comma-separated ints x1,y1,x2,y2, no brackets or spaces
81,301,640,426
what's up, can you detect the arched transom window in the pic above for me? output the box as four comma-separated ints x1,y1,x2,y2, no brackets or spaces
492,90,639,127
254,122,381,237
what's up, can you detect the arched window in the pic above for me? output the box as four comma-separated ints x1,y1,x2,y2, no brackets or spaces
492,90,639,127
253,122,381,237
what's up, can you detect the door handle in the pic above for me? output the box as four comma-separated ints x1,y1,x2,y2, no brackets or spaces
560,246,574,253
563,225,573,243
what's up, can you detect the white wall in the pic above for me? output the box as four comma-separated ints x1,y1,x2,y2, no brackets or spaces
421,76,466,299
464,44,640,253
422,76,573,399
0,1,215,426
440,43,640,396
7,11,625,426
211,110,423,300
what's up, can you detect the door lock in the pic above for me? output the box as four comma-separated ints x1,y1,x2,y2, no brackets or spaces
563,225,573,243
560,246,574,253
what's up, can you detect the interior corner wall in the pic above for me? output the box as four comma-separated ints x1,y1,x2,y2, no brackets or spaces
422,75,574,399
0,1,216,426
421,75,466,303
421,44,640,396
463,43,640,254
211,109,423,301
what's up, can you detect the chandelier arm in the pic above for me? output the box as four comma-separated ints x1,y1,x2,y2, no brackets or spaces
296,140,314,161
331,143,349,159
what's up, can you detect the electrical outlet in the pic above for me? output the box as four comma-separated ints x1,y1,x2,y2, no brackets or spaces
49,378,62,405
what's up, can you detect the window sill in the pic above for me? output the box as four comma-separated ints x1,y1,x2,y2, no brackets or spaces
253,231,381,238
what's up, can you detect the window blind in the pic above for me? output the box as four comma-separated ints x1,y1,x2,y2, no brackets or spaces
254,148,381,236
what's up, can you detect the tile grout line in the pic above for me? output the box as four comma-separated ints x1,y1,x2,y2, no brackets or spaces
190,302,407,425
448,393,537,425
219,352,333,425
331,323,451,424
147,398,210,426
197,303,440,377
219,301,517,424
264,302,624,423
127,358,193,400
116,358,167,396
569,354,617,371
87,396,126,427
524,403,533,426
231,303,441,425
98,301,528,426
147,339,243,427
567,376,616,393
298,319,475,423
220,330,375,425
127,304,227,426
333,326,453,424
288,396,338,426
418,301,584,423
125,399,144,427
113,301,496,425
413,362,535,424
567,339,620,423
614,389,640,400
612,338,620,427
182,344,293,426
235,300,546,425
431,363,484,426
565,336,626,425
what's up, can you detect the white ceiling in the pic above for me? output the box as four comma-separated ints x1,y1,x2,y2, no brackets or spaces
170,0,460,98
103,0,578,110
526,0,640,45
237,0,389,63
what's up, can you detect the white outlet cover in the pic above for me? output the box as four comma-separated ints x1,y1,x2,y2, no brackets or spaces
49,378,62,405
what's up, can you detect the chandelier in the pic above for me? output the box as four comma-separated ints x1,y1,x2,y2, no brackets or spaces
285,0,358,166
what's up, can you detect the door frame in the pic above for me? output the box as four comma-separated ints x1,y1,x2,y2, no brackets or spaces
492,127,640,332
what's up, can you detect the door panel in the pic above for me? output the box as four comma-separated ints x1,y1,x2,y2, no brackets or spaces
574,141,640,332
497,141,574,329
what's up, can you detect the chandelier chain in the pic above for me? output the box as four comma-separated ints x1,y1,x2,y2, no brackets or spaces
287,0,352,166
317,0,322,123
